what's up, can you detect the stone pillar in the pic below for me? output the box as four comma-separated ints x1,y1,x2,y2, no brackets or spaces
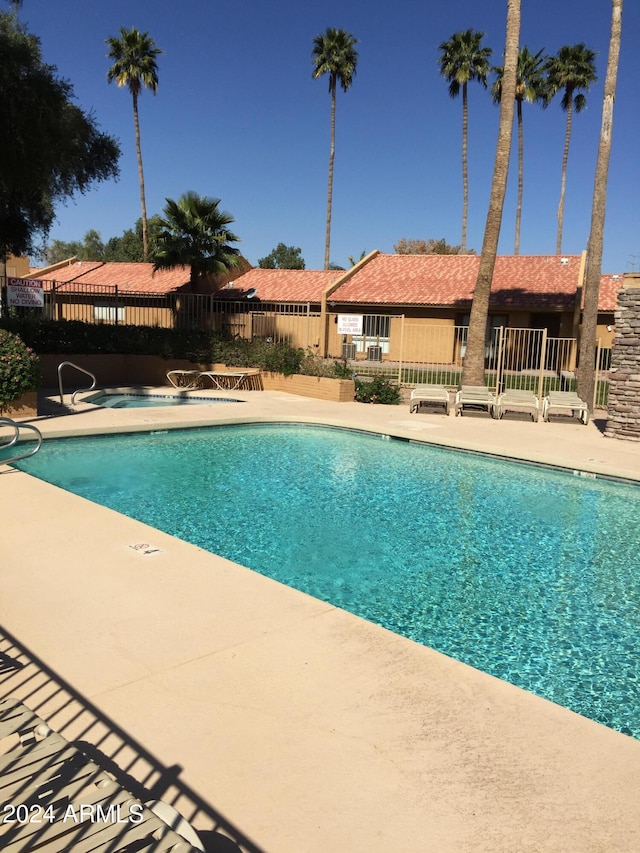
605,286,640,440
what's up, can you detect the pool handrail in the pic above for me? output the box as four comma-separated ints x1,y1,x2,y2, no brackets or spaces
0,417,42,465
57,360,97,406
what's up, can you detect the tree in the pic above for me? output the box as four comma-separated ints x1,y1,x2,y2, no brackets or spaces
394,237,473,255
462,0,520,386
312,27,358,270
491,47,547,254
348,250,367,266
0,11,119,259
438,30,493,253
578,0,622,411
153,192,243,287
258,243,305,269
544,44,597,254
103,215,163,262
106,27,162,262
44,229,105,263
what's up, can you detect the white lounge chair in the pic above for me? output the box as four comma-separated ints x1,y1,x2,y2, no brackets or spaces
0,697,204,852
410,385,451,415
542,391,589,424
495,389,540,422
454,385,497,417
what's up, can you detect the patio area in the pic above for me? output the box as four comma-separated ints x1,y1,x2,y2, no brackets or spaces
2,391,640,852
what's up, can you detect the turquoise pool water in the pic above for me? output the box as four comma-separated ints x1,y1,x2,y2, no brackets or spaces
87,393,240,408
14,424,640,738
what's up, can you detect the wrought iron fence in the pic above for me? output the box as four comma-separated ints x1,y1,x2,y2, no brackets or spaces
0,277,611,408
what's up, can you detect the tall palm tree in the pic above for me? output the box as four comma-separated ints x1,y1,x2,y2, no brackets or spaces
106,27,162,262
491,46,546,254
578,0,623,411
544,43,597,255
312,27,358,270
438,30,493,253
461,1,521,386
153,192,243,288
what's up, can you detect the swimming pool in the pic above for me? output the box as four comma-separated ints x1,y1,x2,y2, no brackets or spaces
14,424,640,738
86,392,241,409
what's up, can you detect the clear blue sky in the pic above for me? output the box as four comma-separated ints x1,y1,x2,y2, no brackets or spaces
18,0,640,273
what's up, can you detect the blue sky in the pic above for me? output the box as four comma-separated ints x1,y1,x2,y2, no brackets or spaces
18,0,640,273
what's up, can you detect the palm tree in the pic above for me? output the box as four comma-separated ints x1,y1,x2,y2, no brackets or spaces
106,27,162,262
153,192,243,288
461,1,521,386
544,43,597,255
438,30,493,253
312,28,358,270
491,47,546,254
578,0,623,411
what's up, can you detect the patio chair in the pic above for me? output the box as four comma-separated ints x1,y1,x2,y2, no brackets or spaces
410,385,451,415
495,389,540,422
454,385,497,417
542,391,589,424
0,697,204,852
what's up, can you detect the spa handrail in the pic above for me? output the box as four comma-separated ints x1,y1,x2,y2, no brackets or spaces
57,361,97,406
0,418,42,465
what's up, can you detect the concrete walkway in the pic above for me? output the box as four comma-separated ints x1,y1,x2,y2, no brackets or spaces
2,390,640,852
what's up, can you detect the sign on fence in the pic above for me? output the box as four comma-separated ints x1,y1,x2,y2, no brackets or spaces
337,314,363,335
7,278,44,307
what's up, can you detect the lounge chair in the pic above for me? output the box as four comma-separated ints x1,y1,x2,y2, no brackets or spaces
410,385,451,415
542,391,589,424
166,369,203,390
454,385,497,417
495,389,540,422
0,697,204,852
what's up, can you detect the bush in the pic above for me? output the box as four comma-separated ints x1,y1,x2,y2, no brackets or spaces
354,373,402,405
0,329,40,411
0,318,309,377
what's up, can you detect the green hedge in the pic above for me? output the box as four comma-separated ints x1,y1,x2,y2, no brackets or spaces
0,319,306,377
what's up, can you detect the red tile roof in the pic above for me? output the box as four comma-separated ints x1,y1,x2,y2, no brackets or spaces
597,274,625,312
216,268,339,302
28,261,190,294
330,253,585,310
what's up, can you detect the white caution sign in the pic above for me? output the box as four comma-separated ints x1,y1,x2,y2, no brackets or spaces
7,278,44,308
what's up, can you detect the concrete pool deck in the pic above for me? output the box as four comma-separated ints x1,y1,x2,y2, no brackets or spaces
2,390,640,852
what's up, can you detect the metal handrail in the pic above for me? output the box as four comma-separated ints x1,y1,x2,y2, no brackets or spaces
57,361,97,406
0,418,42,465
0,418,19,451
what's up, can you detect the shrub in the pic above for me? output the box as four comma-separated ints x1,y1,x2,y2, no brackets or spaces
354,373,402,405
0,329,40,412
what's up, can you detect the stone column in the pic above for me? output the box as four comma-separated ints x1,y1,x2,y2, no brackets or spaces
605,284,640,440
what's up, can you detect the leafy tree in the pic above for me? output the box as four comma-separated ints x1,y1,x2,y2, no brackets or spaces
103,215,163,262
258,243,305,269
0,11,119,259
394,237,473,255
153,192,243,287
312,27,359,270
44,229,104,263
438,30,493,253
544,44,597,254
462,0,520,386
492,47,547,254
578,0,622,411
106,27,162,261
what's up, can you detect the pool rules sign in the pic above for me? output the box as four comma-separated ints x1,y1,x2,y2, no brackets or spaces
7,277,44,308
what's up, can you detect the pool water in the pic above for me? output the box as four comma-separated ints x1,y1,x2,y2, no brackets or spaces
87,393,240,409
14,424,640,738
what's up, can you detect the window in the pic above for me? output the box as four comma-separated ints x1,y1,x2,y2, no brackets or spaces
94,303,125,323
